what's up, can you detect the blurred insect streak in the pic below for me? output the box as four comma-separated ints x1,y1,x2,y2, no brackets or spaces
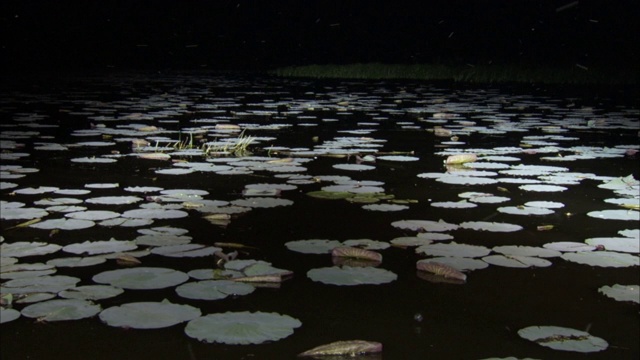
556,1,579,12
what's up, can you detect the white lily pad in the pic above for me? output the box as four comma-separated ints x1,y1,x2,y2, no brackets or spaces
29,218,95,230
517,325,608,353
122,208,189,219
482,255,552,268
184,311,302,344
391,219,459,232
62,239,137,255
497,206,554,215
598,284,639,303
560,251,639,268
46,256,107,268
587,209,640,221
585,237,639,253
543,242,596,252
307,266,397,286
100,301,201,329
493,246,561,258
92,267,189,289
460,221,523,232
21,299,101,321
0,275,80,294
65,210,121,221
0,241,62,257
416,242,491,258
0,207,49,220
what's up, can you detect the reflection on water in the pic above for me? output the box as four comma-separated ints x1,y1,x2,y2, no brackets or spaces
1,73,638,359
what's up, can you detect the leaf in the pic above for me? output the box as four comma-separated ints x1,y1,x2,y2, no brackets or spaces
331,247,382,262
444,153,477,165
416,261,467,281
184,311,301,344
518,325,608,353
298,340,383,357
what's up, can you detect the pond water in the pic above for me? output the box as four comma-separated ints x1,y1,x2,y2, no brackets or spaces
1,72,639,360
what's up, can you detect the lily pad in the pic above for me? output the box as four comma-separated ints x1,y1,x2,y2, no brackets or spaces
598,284,639,303
560,251,639,268
21,299,101,322
62,238,137,255
298,339,383,357
307,266,397,286
285,239,343,254
58,285,124,300
482,255,552,268
0,241,62,258
100,301,201,329
416,242,491,258
517,325,608,353
176,280,255,300
92,267,189,289
184,311,301,344
1,275,80,294
0,308,21,324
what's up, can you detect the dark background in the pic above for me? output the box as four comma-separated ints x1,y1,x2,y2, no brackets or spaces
1,0,638,73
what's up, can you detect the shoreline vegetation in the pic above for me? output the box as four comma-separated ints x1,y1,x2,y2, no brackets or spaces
269,63,639,85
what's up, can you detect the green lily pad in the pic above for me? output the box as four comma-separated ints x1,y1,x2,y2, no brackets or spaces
307,266,397,286
100,301,201,329
21,299,101,322
176,280,255,300
184,311,301,344
0,308,21,323
92,267,189,289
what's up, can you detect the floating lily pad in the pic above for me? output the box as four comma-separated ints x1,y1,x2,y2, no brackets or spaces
585,237,639,253
586,209,639,221
29,218,95,230
307,266,397,286
598,284,639,303
482,255,552,268
285,239,343,254
460,221,523,232
298,340,383,357
58,285,124,300
560,251,639,268
184,311,302,344
100,301,201,329
391,219,459,232
62,238,137,255
0,241,62,258
517,325,608,353
150,244,220,258
176,280,255,300
492,245,561,258
416,242,491,258
0,308,20,324
1,275,80,294
92,267,189,289
21,299,101,322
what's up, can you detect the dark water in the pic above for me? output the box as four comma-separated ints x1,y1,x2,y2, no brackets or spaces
1,72,638,360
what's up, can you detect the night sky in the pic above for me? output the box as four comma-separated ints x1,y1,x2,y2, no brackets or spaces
1,0,638,73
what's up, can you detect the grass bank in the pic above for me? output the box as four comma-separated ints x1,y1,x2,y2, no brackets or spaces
269,63,638,85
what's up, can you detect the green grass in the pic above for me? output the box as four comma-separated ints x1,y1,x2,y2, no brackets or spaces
269,62,638,85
